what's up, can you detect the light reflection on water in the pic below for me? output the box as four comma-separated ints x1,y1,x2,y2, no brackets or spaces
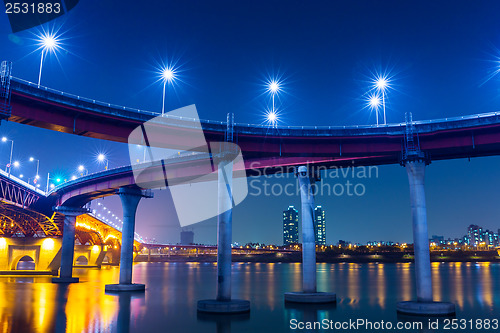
0,262,498,332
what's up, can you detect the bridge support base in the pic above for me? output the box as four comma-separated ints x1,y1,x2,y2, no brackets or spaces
197,299,250,314
284,292,336,304
52,277,79,284
397,301,456,316
105,283,145,292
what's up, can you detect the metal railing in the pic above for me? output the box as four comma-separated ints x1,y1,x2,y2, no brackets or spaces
47,153,209,195
0,167,46,196
10,76,500,132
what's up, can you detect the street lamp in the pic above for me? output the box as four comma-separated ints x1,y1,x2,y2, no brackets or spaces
29,157,40,183
45,173,62,193
367,93,381,125
77,164,88,176
264,78,283,127
36,32,61,87
97,153,109,170
267,80,281,114
160,66,176,115
2,137,14,176
266,109,278,126
373,75,390,125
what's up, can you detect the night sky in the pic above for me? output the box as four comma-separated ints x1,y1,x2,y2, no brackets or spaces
1,1,500,245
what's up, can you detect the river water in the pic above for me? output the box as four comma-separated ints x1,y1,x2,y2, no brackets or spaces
0,262,498,332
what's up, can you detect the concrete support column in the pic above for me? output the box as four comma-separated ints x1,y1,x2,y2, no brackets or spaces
52,206,89,283
118,188,142,285
284,166,336,303
198,159,250,313
216,159,233,301
298,166,317,293
397,158,455,316
106,187,149,292
406,161,433,302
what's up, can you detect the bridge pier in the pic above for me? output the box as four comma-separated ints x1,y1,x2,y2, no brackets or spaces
105,187,150,292
397,158,455,316
285,166,336,303
197,159,250,313
52,206,89,283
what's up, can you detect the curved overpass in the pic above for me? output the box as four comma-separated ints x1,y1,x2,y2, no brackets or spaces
6,77,500,171
0,169,130,245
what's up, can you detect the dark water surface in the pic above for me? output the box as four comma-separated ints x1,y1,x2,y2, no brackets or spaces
0,262,499,332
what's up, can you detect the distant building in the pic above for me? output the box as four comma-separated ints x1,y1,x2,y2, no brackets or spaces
465,225,499,248
314,206,326,245
283,206,299,245
467,225,482,247
180,230,194,245
367,241,396,247
431,235,444,243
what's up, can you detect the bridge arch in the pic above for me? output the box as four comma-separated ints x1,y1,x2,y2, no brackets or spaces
75,255,89,266
12,255,36,270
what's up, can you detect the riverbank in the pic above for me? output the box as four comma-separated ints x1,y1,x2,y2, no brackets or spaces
135,250,500,263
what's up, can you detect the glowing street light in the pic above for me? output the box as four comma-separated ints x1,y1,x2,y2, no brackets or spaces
263,77,284,127
1,137,14,176
77,164,88,176
159,66,177,115
36,32,61,87
29,157,40,183
267,79,281,114
97,153,109,170
45,173,62,193
372,75,391,125
367,93,382,125
266,110,278,126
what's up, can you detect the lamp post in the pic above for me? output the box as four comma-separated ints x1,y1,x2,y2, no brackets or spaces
374,76,390,125
78,164,88,176
269,81,280,113
160,67,176,115
46,173,62,193
97,154,109,170
266,79,281,127
36,32,60,87
29,157,40,183
2,137,13,176
367,93,381,125
11,161,20,177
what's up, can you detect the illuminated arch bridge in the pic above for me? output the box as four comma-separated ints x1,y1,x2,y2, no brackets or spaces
0,168,142,273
